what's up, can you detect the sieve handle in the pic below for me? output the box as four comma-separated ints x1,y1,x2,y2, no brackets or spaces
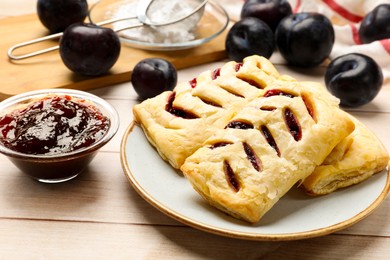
7,16,142,61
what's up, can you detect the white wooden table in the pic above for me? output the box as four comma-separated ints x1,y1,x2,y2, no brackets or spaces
0,1,389,259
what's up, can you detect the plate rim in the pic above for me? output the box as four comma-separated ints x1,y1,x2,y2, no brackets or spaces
120,121,390,241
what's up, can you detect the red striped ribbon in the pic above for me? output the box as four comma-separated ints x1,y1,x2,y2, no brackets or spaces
380,39,390,55
293,0,301,13
322,0,364,23
350,24,362,45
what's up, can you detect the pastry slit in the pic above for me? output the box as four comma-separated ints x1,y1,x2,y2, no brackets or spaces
235,75,264,89
284,108,302,141
218,85,246,98
243,142,262,172
211,68,221,80
225,120,254,129
263,89,296,98
189,78,197,88
234,63,243,72
209,142,233,149
260,106,277,111
223,160,240,192
301,93,317,122
195,95,223,108
260,125,281,157
165,92,199,119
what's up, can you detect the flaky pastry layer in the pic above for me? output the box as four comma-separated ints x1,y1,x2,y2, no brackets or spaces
303,112,389,195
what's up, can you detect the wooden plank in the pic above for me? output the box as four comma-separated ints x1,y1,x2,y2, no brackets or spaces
268,235,390,259
0,152,178,226
0,1,36,18
0,219,388,259
0,219,278,259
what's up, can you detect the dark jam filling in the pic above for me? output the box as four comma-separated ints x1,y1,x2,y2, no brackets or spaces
166,92,198,119
0,95,110,155
243,142,261,172
261,125,281,157
301,94,316,121
260,105,277,111
212,68,221,80
284,108,302,141
189,78,197,88
263,89,296,98
209,142,232,149
225,120,254,129
236,76,263,89
235,63,243,72
224,160,240,192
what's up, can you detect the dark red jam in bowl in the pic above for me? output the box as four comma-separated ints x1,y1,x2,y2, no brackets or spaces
0,95,110,155
0,89,118,183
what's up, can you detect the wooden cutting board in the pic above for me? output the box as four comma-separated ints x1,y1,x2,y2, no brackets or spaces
0,13,228,100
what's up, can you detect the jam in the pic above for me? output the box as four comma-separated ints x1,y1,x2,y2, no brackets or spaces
212,68,221,80
189,78,197,88
224,160,240,192
243,142,261,172
284,108,302,141
0,95,110,155
210,142,232,149
236,75,263,89
165,92,198,119
263,89,296,98
225,120,254,130
261,125,281,157
235,63,243,72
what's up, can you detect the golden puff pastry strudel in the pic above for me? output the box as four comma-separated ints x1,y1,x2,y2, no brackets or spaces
133,56,295,169
302,112,389,195
181,80,355,223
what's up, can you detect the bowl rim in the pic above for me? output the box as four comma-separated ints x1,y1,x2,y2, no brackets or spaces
88,0,230,51
0,88,119,160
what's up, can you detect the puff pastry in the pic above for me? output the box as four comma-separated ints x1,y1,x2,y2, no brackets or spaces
302,112,389,195
181,79,354,223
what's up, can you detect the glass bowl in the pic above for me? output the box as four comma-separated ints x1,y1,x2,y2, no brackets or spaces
0,89,119,183
88,0,229,51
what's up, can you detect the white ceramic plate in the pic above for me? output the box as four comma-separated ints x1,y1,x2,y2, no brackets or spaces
89,0,229,51
120,122,390,241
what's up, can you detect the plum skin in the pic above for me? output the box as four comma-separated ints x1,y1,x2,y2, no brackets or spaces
359,4,390,44
131,58,178,100
37,0,88,34
275,13,335,67
240,0,292,32
59,23,121,76
225,17,275,62
325,53,383,108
